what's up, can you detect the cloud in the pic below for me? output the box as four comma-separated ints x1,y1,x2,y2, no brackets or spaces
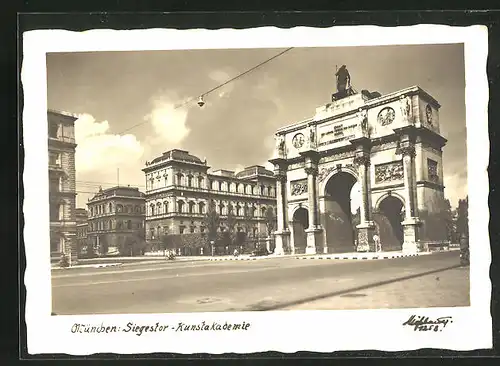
75,114,144,173
144,94,190,145
208,69,235,98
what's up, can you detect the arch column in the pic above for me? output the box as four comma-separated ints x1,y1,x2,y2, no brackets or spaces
353,153,376,252
351,135,375,252
394,125,421,254
301,151,323,255
269,160,290,255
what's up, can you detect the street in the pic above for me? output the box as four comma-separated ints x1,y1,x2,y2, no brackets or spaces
51,251,469,315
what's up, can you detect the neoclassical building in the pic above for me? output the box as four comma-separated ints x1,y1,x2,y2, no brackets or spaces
87,186,146,255
270,84,447,255
142,149,277,245
48,110,78,262
75,208,89,255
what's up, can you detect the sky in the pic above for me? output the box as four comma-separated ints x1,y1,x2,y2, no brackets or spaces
46,44,467,210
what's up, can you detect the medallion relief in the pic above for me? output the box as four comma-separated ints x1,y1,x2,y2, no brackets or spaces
377,107,396,126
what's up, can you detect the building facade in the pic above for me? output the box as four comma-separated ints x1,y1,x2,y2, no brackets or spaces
87,186,146,256
142,149,277,249
48,110,78,261
75,208,89,255
270,84,447,255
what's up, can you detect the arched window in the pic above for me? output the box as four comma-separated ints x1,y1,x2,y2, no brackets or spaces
227,204,234,215
218,181,223,191
177,200,184,213
251,206,257,217
127,220,132,229
164,201,169,213
157,202,162,214
261,185,265,195
198,201,205,214
188,201,195,214
176,173,183,186
108,203,112,213
219,202,224,216
150,204,155,216
236,204,241,216
117,204,123,213
187,175,193,187
198,176,204,188
268,186,272,196
261,206,267,217
135,205,140,213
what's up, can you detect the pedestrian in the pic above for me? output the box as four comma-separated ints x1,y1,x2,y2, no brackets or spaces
373,234,381,252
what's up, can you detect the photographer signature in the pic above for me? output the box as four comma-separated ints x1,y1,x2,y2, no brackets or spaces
402,315,453,332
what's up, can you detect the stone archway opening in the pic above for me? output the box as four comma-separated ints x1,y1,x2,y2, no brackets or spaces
323,171,358,253
373,195,404,251
292,207,309,254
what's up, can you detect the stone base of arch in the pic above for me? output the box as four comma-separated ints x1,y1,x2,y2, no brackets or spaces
274,229,291,255
305,227,323,254
402,217,422,254
356,222,376,252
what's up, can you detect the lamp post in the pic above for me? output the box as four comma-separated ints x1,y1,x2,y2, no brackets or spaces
210,240,215,256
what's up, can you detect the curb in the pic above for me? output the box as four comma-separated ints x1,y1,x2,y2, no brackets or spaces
295,253,421,261
208,256,276,261
52,263,123,270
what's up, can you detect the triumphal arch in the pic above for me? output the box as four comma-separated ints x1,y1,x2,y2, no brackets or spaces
269,69,448,255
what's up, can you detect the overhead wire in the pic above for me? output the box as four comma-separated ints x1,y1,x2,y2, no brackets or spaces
118,47,294,135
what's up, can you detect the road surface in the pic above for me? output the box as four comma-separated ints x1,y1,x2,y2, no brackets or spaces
51,251,469,315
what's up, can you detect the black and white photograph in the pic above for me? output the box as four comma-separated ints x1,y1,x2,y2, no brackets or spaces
23,25,491,354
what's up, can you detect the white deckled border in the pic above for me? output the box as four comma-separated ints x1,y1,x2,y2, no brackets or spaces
22,25,491,355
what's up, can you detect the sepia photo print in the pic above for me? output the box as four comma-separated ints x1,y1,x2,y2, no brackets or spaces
23,25,491,354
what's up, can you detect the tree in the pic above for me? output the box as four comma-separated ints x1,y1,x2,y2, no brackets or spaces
441,198,454,241
242,204,254,238
203,200,221,243
456,196,469,238
226,206,238,246
264,207,277,237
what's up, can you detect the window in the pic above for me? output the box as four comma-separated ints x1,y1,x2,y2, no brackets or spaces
187,175,193,187
49,152,60,166
198,202,205,214
177,201,184,213
179,226,185,234
219,203,224,216
218,181,223,191
200,226,205,233
150,204,155,216
109,203,112,213
198,176,204,188
190,226,195,233
164,202,169,213
49,176,60,193
261,206,267,217
188,201,195,214
49,123,58,138
109,220,113,230
150,228,155,239
50,204,59,221
127,220,132,229
427,159,439,183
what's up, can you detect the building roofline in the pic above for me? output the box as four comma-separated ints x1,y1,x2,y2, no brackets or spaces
47,109,79,121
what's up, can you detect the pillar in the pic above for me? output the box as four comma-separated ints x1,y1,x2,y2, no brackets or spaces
303,157,323,255
400,144,421,254
273,166,290,255
353,153,376,252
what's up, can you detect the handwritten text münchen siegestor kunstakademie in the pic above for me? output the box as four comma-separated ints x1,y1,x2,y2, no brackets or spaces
71,321,251,336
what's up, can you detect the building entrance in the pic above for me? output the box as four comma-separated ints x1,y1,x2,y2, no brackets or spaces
373,195,404,251
291,207,308,254
323,171,357,253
